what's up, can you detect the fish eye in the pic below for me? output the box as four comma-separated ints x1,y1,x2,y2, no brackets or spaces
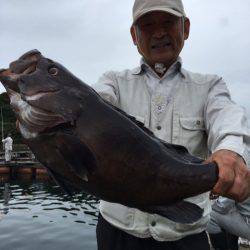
48,67,58,76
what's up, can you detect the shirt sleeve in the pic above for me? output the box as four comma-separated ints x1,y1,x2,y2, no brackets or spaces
204,77,250,164
212,197,235,214
92,71,120,106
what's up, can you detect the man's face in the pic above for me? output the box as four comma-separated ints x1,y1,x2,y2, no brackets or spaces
131,11,190,67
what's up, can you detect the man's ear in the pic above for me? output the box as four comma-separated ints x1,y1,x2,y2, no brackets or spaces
130,26,137,45
184,17,190,40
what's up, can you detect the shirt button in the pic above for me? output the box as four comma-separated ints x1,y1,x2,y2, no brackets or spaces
196,120,201,125
151,221,156,227
156,126,161,130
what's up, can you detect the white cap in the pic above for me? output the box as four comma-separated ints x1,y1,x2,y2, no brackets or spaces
133,0,186,24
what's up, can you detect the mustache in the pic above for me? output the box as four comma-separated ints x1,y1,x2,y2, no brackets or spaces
151,37,171,49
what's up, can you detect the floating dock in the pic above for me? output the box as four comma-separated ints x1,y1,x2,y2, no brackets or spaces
0,150,48,179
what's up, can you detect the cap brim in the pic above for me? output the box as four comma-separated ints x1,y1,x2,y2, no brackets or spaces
133,7,184,24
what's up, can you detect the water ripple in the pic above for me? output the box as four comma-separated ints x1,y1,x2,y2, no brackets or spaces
0,179,99,250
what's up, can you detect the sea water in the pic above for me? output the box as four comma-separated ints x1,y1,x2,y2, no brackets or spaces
0,177,98,250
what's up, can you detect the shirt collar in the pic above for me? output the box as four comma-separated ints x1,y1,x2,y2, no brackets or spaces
131,57,186,79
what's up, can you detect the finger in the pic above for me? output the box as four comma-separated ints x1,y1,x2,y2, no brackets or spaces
203,156,212,164
225,187,249,202
226,168,250,202
212,166,235,195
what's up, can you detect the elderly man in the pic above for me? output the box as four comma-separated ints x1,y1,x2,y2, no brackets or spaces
93,0,250,249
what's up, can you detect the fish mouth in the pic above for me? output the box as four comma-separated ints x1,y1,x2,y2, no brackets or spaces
0,50,40,92
10,49,41,75
0,50,66,138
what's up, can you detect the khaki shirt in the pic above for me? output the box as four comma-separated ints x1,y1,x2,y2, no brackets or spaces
93,58,250,241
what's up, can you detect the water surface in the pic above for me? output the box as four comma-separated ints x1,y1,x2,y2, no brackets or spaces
0,178,98,250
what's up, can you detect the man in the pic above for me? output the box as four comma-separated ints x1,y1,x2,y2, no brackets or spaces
93,0,250,249
2,133,13,163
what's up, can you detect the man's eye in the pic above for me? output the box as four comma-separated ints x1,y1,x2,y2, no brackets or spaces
164,20,173,25
142,22,153,28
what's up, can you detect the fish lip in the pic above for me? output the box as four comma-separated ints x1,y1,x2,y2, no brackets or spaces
0,69,19,80
24,89,61,102
0,69,21,93
18,49,41,60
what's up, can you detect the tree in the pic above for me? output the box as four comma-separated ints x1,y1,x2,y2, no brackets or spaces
0,92,22,144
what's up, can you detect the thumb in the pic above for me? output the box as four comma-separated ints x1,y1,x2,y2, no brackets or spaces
204,156,213,164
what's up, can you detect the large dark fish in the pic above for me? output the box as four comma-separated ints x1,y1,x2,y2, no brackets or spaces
0,50,219,224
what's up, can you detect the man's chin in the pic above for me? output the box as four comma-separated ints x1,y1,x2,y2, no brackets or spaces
149,53,175,65
151,58,174,66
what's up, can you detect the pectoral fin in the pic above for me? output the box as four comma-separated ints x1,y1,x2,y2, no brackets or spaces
140,201,203,224
55,133,97,182
47,168,76,196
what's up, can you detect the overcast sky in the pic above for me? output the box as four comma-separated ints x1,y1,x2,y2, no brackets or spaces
1,0,250,115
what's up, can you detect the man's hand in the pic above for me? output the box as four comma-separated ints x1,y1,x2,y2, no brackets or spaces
206,149,250,202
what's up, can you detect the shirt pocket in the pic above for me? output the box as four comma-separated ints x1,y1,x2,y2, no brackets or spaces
179,117,207,158
180,117,205,131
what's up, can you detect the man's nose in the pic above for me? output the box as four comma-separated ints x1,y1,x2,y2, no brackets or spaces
152,26,168,39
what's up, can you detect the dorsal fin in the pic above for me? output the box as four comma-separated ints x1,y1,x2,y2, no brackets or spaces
101,97,203,164
101,98,155,136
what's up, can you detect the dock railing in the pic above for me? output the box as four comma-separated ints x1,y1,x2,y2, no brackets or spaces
0,150,41,167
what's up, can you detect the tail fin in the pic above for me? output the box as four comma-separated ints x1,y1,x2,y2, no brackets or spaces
139,201,204,224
